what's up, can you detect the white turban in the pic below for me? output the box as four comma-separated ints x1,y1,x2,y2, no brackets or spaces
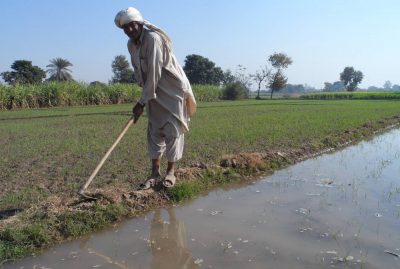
115,7,172,51
114,7,144,27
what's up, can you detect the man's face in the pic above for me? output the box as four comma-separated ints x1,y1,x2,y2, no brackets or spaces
122,21,143,41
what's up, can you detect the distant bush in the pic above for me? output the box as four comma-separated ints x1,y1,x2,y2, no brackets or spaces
192,84,221,102
300,91,400,100
221,82,249,100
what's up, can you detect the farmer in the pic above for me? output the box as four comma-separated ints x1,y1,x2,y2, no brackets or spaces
115,7,196,189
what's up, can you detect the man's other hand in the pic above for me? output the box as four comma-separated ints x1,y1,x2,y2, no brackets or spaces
132,102,144,123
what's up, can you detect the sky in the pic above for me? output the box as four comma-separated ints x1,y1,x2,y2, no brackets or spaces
0,0,399,89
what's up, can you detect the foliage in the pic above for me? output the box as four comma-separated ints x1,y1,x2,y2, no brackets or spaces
0,224,49,260
268,70,288,99
340,67,363,91
323,81,345,92
251,65,270,99
0,187,49,211
192,84,221,102
267,53,293,99
111,55,136,83
367,83,400,92
268,53,293,69
0,82,141,110
301,91,400,100
58,204,127,237
221,69,236,85
383,80,392,90
46,58,74,81
233,65,252,90
1,60,46,85
282,84,306,94
183,54,224,85
222,81,248,100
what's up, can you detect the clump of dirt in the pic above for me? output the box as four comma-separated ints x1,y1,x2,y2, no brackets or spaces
221,152,266,170
175,167,203,181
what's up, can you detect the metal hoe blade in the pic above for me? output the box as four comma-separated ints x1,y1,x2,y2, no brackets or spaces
77,189,98,201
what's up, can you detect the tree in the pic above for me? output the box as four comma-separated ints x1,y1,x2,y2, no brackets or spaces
340,67,363,91
268,70,287,99
268,53,293,69
332,81,345,92
267,53,293,99
251,65,270,99
283,84,305,94
323,82,333,92
221,69,236,85
323,81,345,92
183,54,223,85
234,65,252,90
1,60,46,84
392,84,400,91
111,55,136,83
46,58,73,81
368,86,381,91
383,80,392,90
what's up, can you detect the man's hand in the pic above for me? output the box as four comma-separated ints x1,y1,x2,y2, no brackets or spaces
132,102,144,123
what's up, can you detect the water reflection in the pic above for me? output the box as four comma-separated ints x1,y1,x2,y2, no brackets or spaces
79,238,130,269
150,208,199,269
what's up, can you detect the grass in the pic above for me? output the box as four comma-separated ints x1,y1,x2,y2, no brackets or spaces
0,187,49,211
1,99,400,262
57,204,128,237
301,91,400,100
1,99,400,203
0,224,49,262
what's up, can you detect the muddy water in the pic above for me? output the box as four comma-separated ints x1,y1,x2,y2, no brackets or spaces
4,129,400,269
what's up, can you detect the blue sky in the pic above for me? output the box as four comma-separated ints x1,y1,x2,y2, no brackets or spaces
0,0,399,89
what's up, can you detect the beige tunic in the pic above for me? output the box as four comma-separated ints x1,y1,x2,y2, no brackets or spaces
127,28,196,133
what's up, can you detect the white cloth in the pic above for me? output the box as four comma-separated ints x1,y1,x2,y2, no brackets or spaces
127,28,196,133
147,122,184,162
115,7,173,52
114,7,144,27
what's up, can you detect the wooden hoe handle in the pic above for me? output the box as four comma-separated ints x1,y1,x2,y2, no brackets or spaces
78,118,134,194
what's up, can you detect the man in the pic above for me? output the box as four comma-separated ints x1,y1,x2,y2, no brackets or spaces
150,208,199,269
115,7,196,189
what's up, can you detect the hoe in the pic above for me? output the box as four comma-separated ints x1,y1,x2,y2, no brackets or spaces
77,117,134,200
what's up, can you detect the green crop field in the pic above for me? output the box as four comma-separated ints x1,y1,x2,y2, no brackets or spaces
1,99,400,205
1,99,400,261
301,91,400,100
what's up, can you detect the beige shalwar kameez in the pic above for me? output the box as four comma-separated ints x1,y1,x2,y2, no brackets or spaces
127,28,195,162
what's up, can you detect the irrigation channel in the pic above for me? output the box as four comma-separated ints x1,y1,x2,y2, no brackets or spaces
4,128,400,269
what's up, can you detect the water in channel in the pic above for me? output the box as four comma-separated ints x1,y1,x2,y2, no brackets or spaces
4,128,400,269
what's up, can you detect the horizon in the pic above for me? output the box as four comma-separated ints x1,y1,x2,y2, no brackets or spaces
1,0,399,89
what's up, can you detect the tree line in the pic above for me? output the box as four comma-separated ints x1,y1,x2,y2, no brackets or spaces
0,52,294,100
3,53,388,100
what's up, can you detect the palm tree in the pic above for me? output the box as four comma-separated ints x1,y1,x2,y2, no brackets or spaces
46,58,73,81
